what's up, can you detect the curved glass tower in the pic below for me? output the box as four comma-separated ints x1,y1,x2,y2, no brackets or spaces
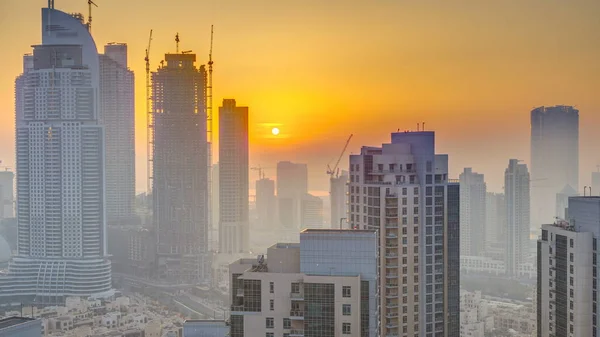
0,5,112,303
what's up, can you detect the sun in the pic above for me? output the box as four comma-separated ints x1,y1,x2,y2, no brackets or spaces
271,127,280,136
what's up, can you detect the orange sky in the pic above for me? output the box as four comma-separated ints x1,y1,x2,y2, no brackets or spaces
0,0,598,193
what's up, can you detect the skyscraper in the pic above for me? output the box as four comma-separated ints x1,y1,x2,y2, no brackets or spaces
348,131,460,337
300,193,324,229
152,52,209,284
276,161,308,229
592,170,600,197
99,43,135,224
330,170,348,228
0,5,112,301
537,196,600,337
459,168,486,257
531,105,579,229
219,99,249,254
485,192,507,260
255,177,276,230
0,170,14,219
504,159,530,277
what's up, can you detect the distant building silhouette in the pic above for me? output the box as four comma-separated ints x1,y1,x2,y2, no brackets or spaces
255,177,276,230
0,170,14,220
276,161,308,229
459,168,486,257
504,159,530,277
485,192,507,260
300,193,324,229
329,170,348,228
592,170,600,197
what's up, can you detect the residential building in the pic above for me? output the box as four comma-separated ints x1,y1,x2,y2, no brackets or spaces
152,51,209,283
0,5,112,301
505,159,530,277
537,196,600,337
330,170,348,228
229,229,378,337
531,105,579,229
183,320,229,337
0,170,14,219
348,131,460,337
219,99,249,254
459,168,486,257
277,161,308,229
0,317,41,337
300,193,324,229
485,193,506,261
99,43,135,224
256,177,276,230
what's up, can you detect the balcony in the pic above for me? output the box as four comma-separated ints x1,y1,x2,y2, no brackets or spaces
290,329,305,337
385,253,398,258
386,292,399,299
230,305,244,313
385,273,398,279
386,213,399,218
290,310,304,320
385,222,398,228
385,283,399,288
386,322,399,329
386,311,399,319
290,292,304,301
386,302,398,308
236,288,244,297
386,233,398,239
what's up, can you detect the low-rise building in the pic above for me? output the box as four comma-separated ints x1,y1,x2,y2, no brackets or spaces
0,317,42,337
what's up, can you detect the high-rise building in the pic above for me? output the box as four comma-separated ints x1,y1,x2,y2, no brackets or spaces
537,196,600,337
229,229,378,337
459,168,486,257
300,193,324,229
348,131,460,337
504,159,530,277
0,5,112,301
211,163,219,249
330,170,348,228
531,105,579,229
592,170,600,197
276,161,308,229
152,51,209,284
256,177,276,230
0,170,14,219
99,43,135,224
485,192,507,260
219,99,249,254
556,184,578,220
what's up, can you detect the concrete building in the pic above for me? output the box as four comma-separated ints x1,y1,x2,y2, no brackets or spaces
219,99,249,254
0,317,42,337
229,229,378,337
183,320,228,337
459,168,486,257
0,170,14,219
537,196,600,337
0,5,112,302
300,193,324,229
505,159,530,277
531,105,579,230
256,177,276,230
330,170,348,229
348,131,460,337
152,51,209,284
485,192,506,260
592,171,600,197
99,43,135,225
277,161,308,229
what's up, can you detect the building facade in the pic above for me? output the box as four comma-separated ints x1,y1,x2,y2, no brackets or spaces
330,171,348,228
256,177,276,230
485,192,506,260
0,5,112,302
183,320,229,337
300,194,324,229
348,131,460,337
504,159,530,277
152,52,209,284
277,161,308,229
530,105,579,229
0,317,42,337
219,99,249,254
0,171,14,219
99,43,135,224
459,168,486,257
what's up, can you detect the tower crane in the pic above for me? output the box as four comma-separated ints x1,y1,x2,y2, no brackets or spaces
327,134,353,178
145,29,153,198
86,0,98,32
175,33,180,53
251,167,268,180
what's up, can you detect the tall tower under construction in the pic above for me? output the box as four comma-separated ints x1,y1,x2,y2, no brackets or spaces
152,52,209,284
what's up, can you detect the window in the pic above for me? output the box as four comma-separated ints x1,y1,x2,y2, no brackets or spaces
266,317,274,328
270,299,274,311
270,282,274,293
342,304,351,316
266,333,274,337
343,286,351,297
414,187,419,195
402,188,407,196
291,283,300,293
342,323,351,334
283,318,291,329
570,239,574,248
570,253,574,262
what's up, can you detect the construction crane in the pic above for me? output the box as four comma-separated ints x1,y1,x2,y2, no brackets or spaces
86,0,98,32
175,33,180,53
145,29,153,198
206,25,215,253
327,134,353,178
251,167,267,180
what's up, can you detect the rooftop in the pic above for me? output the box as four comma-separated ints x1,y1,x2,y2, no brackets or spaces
0,316,36,330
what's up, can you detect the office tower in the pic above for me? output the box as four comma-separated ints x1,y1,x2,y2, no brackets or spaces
592,171,600,197
99,43,135,224
485,192,507,259
348,131,460,337
0,170,14,219
330,170,348,228
0,317,42,337
229,229,378,337
459,168,486,257
0,5,112,301
183,320,229,337
531,105,579,229
556,184,577,220
300,193,324,229
256,177,276,229
276,161,308,229
537,196,600,337
219,99,249,254
152,51,209,283
504,159,530,277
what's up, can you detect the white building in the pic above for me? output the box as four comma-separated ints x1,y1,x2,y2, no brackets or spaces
219,99,249,254
459,168,486,257
0,4,112,301
537,196,600,337
229,229,378,337
348,130,460,337
504,159,530,277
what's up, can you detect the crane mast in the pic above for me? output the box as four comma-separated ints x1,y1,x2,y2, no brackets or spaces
207,25,214,252
145,29,153,201
327,134,353,178
86,0,98,32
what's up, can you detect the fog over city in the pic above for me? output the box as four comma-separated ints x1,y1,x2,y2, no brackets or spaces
0,1,598,337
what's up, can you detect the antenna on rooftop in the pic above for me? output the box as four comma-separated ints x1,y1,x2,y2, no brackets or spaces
48,0,54,9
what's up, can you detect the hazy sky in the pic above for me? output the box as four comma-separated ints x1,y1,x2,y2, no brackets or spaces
0,0,598,194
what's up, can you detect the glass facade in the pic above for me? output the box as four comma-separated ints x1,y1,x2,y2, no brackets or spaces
304,283,335,337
